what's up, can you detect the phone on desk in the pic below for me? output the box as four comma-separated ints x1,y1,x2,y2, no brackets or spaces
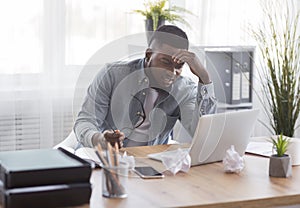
134,166,164,179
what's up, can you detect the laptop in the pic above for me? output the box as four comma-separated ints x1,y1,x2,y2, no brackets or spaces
148,109,260,166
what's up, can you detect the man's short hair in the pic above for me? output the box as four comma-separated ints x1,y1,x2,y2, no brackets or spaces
149,25,189,50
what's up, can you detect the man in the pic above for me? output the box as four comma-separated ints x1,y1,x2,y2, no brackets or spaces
74,25,217,149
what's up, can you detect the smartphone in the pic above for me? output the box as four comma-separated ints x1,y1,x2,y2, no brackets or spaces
134,166,164,179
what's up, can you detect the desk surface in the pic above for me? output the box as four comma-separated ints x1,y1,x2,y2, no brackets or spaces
80,144,300,208
1,145,299,208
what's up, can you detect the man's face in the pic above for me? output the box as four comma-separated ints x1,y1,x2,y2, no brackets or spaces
145,44,184,88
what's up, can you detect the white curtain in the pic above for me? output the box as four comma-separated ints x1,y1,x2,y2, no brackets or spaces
0,0,145,151
184,0,260,46
184,0,299,137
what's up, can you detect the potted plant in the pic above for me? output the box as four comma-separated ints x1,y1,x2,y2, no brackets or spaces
251,0,300,138
269,134,292,177
133,0,193,32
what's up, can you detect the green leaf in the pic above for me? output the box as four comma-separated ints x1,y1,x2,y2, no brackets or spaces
133,0,195,30
270,133,290,157
250,0,300,137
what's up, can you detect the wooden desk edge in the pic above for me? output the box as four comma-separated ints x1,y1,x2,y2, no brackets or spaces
184,194,300,208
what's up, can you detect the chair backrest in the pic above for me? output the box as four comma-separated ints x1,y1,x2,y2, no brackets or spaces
53,130,78,150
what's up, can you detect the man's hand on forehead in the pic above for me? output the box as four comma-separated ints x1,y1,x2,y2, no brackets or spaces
172,49,195,64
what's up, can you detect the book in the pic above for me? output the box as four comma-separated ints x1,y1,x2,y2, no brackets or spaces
245,136,274,157
0,181,91,208
59,145,103,169
246,141,273,157
0,148,92,189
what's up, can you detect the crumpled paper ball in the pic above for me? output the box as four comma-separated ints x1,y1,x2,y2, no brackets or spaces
223,145,244,173
119,151,135,169
161,148,191,175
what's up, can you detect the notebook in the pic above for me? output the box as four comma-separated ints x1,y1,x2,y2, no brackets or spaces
0,148,92,189
148,109,260,166
0,182,91,208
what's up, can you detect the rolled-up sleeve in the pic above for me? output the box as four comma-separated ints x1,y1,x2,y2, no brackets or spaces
74,65,112,147
180,81,217,138
197,82,217,116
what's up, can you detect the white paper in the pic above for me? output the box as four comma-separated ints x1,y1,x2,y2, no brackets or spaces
232,73,241,100
68,147,136,168
241,72,250,99
120,151,135,169
246,141,274,157
223,145,244,173
161,148,191,175
287,138,300,166
75,147,100,162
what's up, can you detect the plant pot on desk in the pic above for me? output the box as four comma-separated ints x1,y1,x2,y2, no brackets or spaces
270,135,300,166
145,18,165,44
269,154,292,177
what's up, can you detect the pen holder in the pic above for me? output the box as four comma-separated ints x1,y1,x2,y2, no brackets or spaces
102,162,129,198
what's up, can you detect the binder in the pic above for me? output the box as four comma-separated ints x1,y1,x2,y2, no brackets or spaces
205,48,253,107
0,182,91,208
0,148,92,189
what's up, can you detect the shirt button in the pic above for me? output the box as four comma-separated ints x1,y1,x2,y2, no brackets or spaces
144,78,148,82
136,111,141,115
142,92,146,96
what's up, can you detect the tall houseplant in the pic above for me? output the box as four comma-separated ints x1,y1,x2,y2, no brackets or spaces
251,0,300,137
133,0,193,31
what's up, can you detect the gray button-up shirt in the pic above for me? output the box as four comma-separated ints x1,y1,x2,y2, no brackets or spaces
74,59,217,147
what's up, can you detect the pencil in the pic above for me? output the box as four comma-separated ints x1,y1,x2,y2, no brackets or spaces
95,144,109,167
107,142,115,166
104,120,116,133
114,142,119,166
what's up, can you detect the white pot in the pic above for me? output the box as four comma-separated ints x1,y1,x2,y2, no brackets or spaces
287,137,300,166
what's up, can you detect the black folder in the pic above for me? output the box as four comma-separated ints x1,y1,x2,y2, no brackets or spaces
0,148,92,189
0,182,91,208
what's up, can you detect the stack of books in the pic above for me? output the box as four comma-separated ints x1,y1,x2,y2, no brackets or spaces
0,148,92,208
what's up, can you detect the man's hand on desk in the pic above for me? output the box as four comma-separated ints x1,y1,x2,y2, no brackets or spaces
92,130,125,149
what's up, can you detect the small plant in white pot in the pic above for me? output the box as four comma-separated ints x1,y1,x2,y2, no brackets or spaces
269,134,292,177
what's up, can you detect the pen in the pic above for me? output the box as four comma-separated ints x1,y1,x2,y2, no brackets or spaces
95,143,109,167
104,120,116,133
114,142,119,166
107,143,114,166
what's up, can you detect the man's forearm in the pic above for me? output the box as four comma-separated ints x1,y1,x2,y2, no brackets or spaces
92,132,107,148
73,118,99,148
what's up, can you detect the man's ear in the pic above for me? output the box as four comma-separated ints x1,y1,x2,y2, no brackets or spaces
145,48,152,62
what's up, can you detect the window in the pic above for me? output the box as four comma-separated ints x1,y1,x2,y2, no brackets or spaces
0,0,145,151
0,0,43,74
65,0,144,65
